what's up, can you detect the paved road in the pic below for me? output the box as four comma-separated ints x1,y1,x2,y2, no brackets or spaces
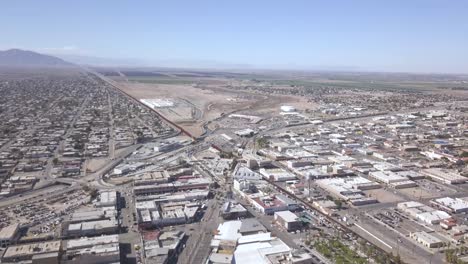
177,198,221,264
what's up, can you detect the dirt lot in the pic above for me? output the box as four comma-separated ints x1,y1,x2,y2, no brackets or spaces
363,188,405,203
114,78,312,137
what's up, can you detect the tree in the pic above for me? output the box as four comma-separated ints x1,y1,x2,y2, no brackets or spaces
256,137,270,149
334,199,343,209
393,253,402,264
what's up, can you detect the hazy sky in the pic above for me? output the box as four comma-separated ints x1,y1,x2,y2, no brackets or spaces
1,0,468,73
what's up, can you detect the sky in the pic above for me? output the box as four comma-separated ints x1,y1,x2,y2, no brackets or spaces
1,0,468,73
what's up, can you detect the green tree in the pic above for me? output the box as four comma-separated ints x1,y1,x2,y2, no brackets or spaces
334,199,343,209
256,137,270,149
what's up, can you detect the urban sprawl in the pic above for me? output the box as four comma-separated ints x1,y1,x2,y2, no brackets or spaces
0,68,467,264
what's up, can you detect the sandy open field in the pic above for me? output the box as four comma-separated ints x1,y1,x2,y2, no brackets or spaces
114,78,312,137
363,188,405,203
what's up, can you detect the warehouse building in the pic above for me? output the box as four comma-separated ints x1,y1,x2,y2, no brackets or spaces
397,201,451,225
315,177,380,206
410,232,445,248
368,171,417,189
421,168,467,184
430,197,468,214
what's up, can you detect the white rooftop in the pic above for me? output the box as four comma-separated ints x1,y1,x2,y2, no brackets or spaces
274,210,298,223
214,220,242,242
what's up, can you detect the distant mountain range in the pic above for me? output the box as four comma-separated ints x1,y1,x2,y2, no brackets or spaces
0,49,73,67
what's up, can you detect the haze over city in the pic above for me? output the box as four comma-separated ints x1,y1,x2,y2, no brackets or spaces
0,1,468,264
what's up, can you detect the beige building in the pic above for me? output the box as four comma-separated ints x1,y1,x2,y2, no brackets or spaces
0,223,19,248
1,240,62,264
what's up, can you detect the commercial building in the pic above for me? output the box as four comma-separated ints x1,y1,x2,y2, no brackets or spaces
410,232,445,248
1,240,62,264
133,177,211,195
233,165,262,181
250,196,289,215
69,209,109,223
394,170,425,180
259,168,296,182
0,223,19,248
144,231,185,264
95,191,118,208
397,201,451,225
136,201,200,227
417,211,451,225
315,177,380,206
135,190,209,203
274,211,301,231
64,235,120,264
234,233,312,264
140,98,174,108
421,168,467,184
368,171,417,189
221,201,248,220
238,219,268,236
430,197,468,214
67,219,119,237
135,171,171,185
209,220,312,264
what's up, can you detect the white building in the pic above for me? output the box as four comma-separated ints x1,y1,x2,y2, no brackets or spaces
417,211,451,225
430,197,468,214
259,168,296,182
315,177,380,205
281,105,296,112
96,191,117,208
410,232,445,248
65,235,120,264
368,171,417,189
421,169,467,184
274,211,301,231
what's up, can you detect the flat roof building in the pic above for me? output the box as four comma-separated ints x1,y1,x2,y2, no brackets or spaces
274,211,301,231
221,201,248,220
96,191,118,208
259,168,296,182
2,240,62,263
421,168,467,184
64,235,120,264
430,197,468,214
0,223,19,248
315,177,380,205
410,232,445,248
67,219,119,237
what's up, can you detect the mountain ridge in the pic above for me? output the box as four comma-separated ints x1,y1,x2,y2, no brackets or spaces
0,49,74,67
